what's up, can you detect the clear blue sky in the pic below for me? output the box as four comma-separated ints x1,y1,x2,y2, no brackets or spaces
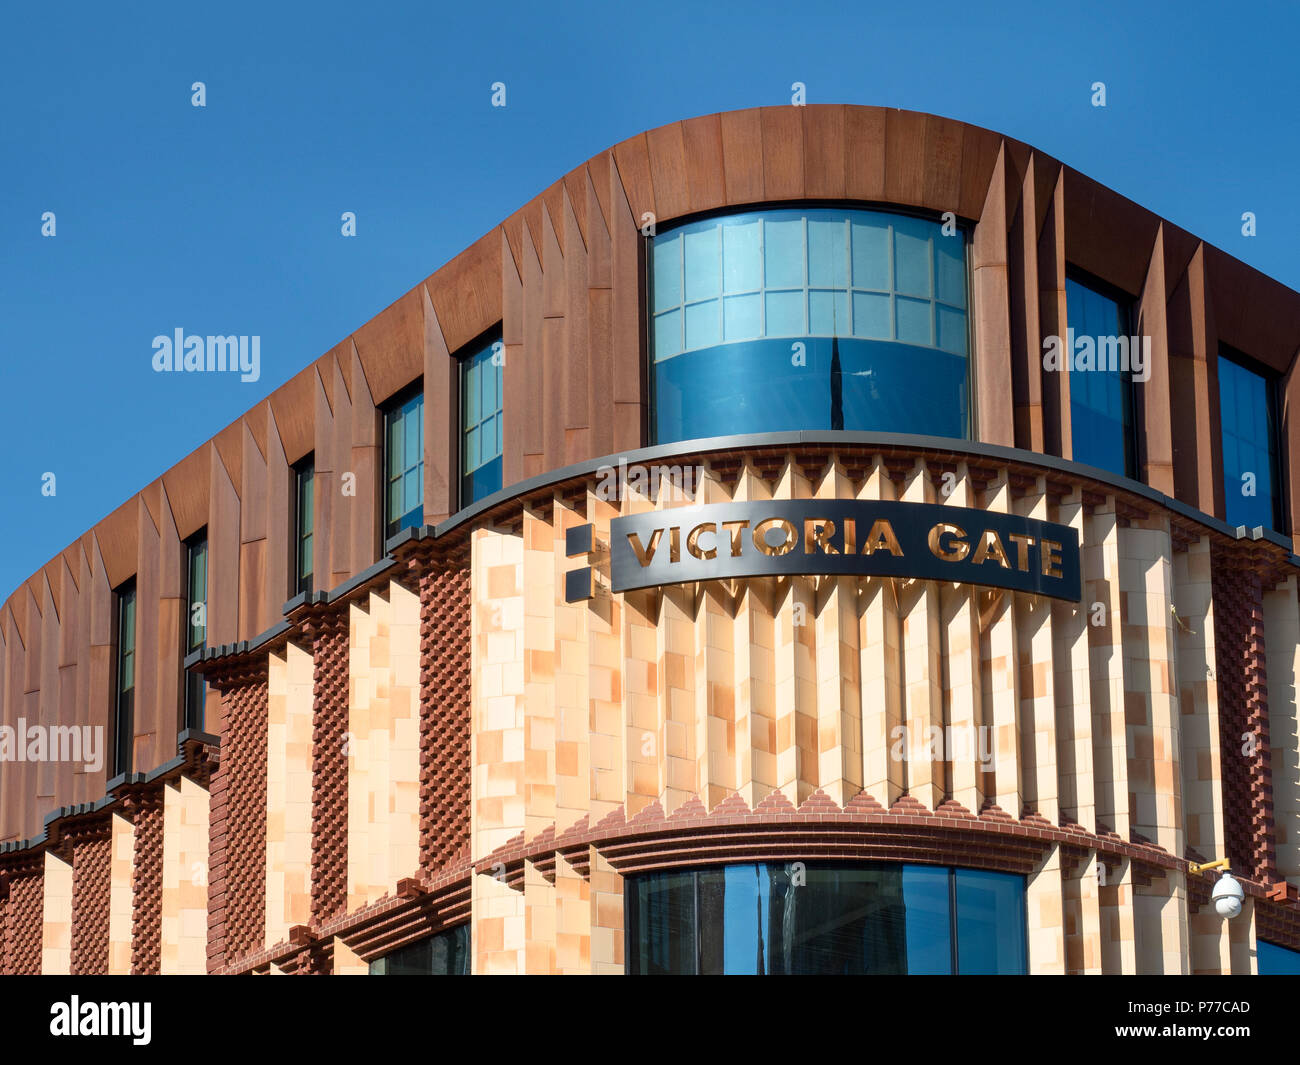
2,0,1296,603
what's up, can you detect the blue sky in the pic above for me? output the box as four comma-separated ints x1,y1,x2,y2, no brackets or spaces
1,0,1297,602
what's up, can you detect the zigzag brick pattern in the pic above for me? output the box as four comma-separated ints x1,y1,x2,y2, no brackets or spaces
419,558,473,875
222,677,270,962
309,613,350,924
69,830,112,975
3,867,43,975
1211,555,1276,881
130,790,164,975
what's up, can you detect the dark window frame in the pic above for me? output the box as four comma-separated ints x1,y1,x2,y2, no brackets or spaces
381,379,425,544
111,578,137,777
456,325,506,510
1218,343,1287,533
182,530,208,733
1063,264,1139,480
292,453,315,596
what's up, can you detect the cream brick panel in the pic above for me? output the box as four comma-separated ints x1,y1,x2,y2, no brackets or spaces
41,850,73,975
107,812,134,974
266,642,315,943
346,581,421,909
160,775,209,974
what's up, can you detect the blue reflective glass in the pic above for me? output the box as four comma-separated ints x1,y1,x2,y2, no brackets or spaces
1065,277,1134,477
627,862,1025,975
902,865,952,974
1258,940,1300,975
651,208,969,444
955,868,1027,974
1218,354,1281,531
461,336,505,506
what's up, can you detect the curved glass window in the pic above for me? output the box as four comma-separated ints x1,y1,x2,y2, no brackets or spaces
369,924,469,974
650,208,969,444
1258,940,1300,975
626,862,1025,975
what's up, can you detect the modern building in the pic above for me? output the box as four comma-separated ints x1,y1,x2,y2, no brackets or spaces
2,104,1299,975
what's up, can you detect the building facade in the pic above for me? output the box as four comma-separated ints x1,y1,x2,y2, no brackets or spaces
2,105,1300,974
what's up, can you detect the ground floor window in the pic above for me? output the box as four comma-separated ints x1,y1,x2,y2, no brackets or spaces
1258,940,1300,975
625,861,1026,974
368,924,469,974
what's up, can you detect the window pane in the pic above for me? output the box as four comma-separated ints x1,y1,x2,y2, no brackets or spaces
1259,940,1300,975
628,871,696,975
937,305,968,355
1219,354,1280,530
851,219,890,290
902,865,952,974
654,310,682,361
809,290,849,336
765,290,804,337
684,227,720,302
936,234,966,307
896,296,932,345
955,869,1026,974
807,218,847,288
723,220,760,293
852,292,891,340
893,217,932,297
723,294,760,341
763,218,804,289
685,299,720,351
652,232,681,312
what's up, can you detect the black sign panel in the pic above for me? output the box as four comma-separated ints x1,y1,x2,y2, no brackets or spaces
608,499,1082,601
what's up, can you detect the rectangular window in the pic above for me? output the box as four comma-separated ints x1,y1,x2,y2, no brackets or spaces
293,455,315,596
1065,274,1136,478
113,580,137,776
461,334,504,506
1219,350,1283,531
183,533,208,732
383,386,425,542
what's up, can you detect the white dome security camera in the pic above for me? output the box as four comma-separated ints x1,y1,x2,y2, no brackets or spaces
1211,871,1244,919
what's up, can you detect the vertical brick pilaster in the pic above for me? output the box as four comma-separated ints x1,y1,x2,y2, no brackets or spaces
418,552,473,875
205,756,228,973
129,790,164,975
307,610,350,925
1212,552,1276,881
0,857,44,975
68,826,112,974
222,675,269,961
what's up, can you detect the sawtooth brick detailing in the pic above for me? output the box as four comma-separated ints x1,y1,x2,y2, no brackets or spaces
2,859,44,975
129,790,165,975
307,610,350,925
222,675,270,961
1211,552,1277,881
417,555,473,875
69,827,112,975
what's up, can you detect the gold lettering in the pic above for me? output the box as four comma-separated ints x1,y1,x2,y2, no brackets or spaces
670,526,680,563
1007,533,1034,572
971,529,1011,569
843,517,855,555
803,518,838,555
861,519,903,557
927,522,969,561
626,528,663,567
753,517,797,557
720,520,749,558
1041,538,1063,578
687,522,717,561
